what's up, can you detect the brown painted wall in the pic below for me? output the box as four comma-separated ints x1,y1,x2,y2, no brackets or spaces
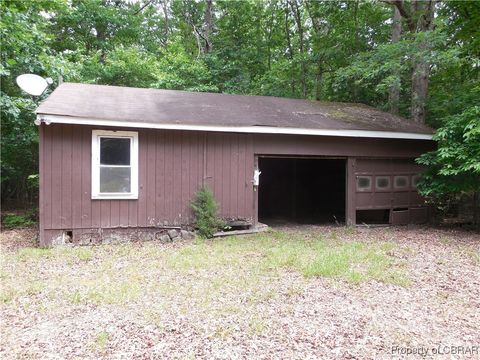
253,134,434,158
39,124,255,245
39,123,434,245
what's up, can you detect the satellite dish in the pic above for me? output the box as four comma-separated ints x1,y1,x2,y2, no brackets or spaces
16,74,52,96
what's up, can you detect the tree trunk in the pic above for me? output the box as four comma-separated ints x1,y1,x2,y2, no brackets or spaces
289,0,306,97
96,27,107,64
284,1,295,95
266,11,273,70
162,0,169,39
203,0,213,53
410,0,434,123
411,55,430,123
305,1,327,101
265,1,276,71
352,0,360,102
192,25,204,57
390,0,435,123
388,6,402,114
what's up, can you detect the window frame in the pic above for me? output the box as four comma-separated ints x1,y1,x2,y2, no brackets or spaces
375,175,391,192
393,175,409,190
411,174,421,190
91,130,139,200
356,175,372,192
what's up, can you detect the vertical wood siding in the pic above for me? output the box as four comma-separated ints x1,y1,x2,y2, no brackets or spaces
40,124,433,239
40,124,255,231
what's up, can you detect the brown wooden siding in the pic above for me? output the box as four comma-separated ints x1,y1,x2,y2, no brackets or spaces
40,124,255,241
39,123,434,245
253,134,433,158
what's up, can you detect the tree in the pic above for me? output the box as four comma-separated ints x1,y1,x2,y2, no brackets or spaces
417,104,480,225
191,186,223,238
203,0,214,53
80,46,158,87
0,0,61,205
49,0,143,59
384,0,436,123
388,6,402,114
152,43,218,92
1,0,479,209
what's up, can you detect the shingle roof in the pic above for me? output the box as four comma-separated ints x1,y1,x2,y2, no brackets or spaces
36,82,433,135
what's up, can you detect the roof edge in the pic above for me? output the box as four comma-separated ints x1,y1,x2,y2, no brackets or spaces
36,114,434,140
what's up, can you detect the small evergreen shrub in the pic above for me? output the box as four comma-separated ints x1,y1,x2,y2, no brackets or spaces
191,186,223,238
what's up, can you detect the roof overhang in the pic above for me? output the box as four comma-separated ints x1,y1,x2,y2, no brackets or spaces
35,114,434,140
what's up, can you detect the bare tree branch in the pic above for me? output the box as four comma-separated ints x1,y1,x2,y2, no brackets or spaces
133,0,153,15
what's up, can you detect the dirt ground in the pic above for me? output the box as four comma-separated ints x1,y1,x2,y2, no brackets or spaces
0,225,479,359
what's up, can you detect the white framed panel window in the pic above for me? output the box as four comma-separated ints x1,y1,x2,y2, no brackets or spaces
394,175,409,190
92,130,138,199
356,175,372,192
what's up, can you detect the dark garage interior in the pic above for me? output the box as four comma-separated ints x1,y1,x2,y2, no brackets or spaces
258,157,346,225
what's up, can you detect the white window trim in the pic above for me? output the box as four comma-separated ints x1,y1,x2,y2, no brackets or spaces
91,130,139,200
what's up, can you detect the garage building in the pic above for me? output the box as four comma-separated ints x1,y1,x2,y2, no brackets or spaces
35,83,435,246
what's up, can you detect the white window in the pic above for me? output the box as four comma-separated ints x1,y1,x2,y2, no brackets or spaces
92,130,138,199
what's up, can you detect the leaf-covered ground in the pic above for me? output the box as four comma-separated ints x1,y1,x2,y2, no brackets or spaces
1,226,479,359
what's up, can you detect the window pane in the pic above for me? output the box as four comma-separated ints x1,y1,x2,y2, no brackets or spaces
376,176,390,190
356,176,372,191
100,138,131,165
412,175,420,189
100,167,131,193
394,175,409,189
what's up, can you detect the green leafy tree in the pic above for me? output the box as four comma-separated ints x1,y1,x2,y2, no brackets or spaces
417,104,480,225
0,0,61,205
1,0,479,212
153,43,218,92
49,0,143,58
208,0,269,94
427,1,480,127
80,46,158,87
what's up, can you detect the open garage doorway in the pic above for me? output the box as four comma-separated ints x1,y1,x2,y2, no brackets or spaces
258,157,346,225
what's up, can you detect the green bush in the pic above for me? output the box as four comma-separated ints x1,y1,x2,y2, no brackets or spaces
2,214,35,228
191,186,223,239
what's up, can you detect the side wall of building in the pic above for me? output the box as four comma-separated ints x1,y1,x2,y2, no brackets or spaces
39,124,255,246
39,123,434,246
